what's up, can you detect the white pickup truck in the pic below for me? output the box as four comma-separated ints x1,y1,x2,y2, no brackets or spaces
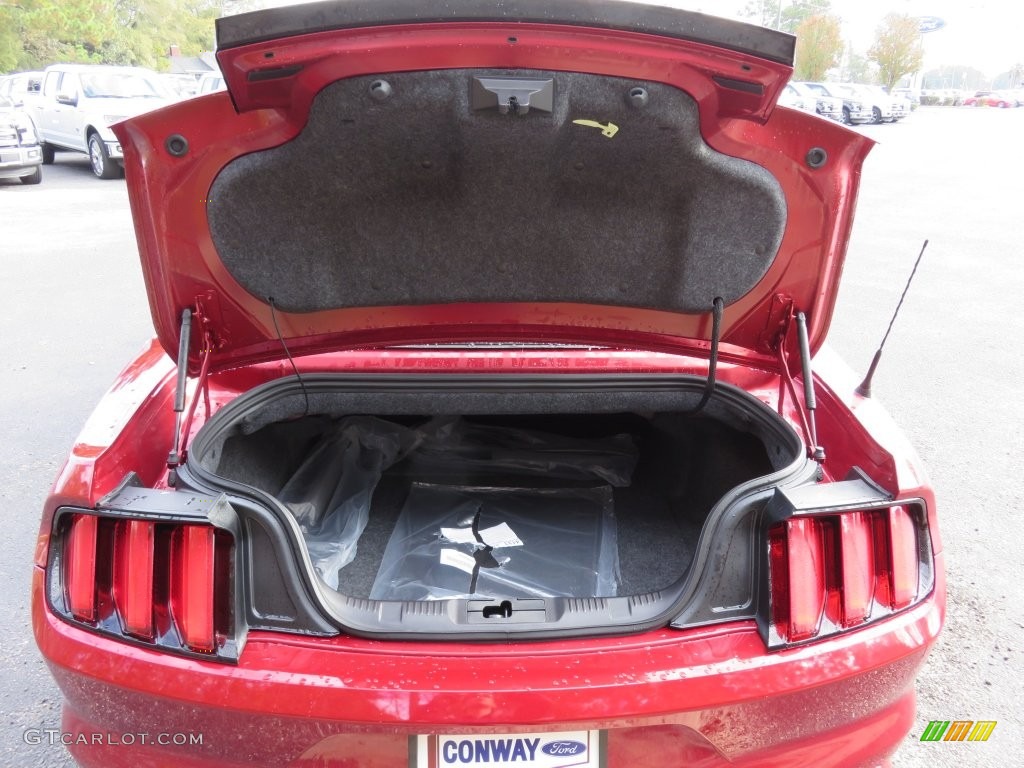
29,64,174,179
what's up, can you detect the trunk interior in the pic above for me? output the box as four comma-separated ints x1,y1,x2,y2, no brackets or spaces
191,377,800,605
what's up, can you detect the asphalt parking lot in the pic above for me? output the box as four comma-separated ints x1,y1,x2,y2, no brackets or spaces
1,107,1022,767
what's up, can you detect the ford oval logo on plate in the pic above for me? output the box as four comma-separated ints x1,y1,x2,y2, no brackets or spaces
541,740,587,757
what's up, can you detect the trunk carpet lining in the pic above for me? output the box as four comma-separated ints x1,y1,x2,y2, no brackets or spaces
207,70,785,315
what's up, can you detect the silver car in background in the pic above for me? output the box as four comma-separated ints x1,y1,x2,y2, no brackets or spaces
0,95,43,184
0,71,43,108
778,83,817,113
800,81,873,125
788,81,843,121
853,84,909,122
29,64,174,178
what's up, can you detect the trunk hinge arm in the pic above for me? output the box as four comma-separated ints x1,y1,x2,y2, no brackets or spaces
682,296,725,415
167,301,217,485
775,307,826,463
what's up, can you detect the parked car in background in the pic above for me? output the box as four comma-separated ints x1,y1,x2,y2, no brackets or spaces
195,71,226,95
27,64,175,179
921,88,964,106
0,71,43,108
833,84,897,123
32,2,944,767
944,89,966,106
788,81,842,121
963,90,1016,108
863,84,910,121
777,82,815,113
892,88,920,110
161,73,199,99
801,81,873,124
0,95,43,184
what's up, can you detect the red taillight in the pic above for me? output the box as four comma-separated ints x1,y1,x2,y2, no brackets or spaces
767,505,923,646
113,520,155,638
767,525,790,632
171,525,216,652
781,518,826,641
57,512,230,659
65,514,98,621
837,512,874,627
886,505,919,610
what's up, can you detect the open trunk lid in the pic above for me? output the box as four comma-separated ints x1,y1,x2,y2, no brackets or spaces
112,0,873,374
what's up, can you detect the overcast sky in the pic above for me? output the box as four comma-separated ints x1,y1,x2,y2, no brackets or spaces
254,0,1024,76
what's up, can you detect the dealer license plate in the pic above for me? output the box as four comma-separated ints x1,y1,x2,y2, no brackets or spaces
412,730,605,767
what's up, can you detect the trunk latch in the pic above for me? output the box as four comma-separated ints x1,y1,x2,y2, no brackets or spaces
471,77,554,115
468,598,547,624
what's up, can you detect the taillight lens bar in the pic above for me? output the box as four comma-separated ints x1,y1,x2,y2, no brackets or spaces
837,511,874,627
65,514,99,622
53,512,235,661
113,519,155,638
780,517,826,641
171,525,216,652
766,503,928,648
885,505,920,609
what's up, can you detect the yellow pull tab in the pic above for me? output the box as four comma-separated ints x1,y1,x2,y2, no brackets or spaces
572,119,619,138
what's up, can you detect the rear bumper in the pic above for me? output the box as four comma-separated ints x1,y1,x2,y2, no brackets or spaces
33,561,944,768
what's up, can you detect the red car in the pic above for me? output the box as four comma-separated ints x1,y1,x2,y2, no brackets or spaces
33,1,943,766
963,90,1016,108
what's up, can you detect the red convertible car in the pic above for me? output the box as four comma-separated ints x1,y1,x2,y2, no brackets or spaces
963,90,1016,108
32,1,943,766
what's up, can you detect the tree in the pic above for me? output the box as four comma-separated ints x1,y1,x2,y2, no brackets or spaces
113,0,221,70
843,48,876,84
793,14,843,81
922,65,988,92
867,14,924,91
995,63,1024,90
1013,62,1024,88
740,0,781,29
740,0,833,34
221,0,260,14
0,0,224,72
5,0,123,69
0,6,20,72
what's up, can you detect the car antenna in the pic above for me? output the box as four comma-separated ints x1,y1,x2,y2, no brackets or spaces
855,239,929,398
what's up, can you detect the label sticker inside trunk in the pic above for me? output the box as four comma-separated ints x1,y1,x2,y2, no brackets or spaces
440,522,524,548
